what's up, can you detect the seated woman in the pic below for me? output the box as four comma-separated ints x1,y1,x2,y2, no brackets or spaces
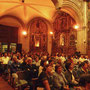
65,62,78,88
53,64,69,90
38,65,53,90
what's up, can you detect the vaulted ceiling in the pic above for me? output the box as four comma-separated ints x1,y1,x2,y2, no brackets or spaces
0,0,86,27
0,0,56,27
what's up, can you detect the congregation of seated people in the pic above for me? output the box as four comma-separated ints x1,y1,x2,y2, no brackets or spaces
0,51,90,90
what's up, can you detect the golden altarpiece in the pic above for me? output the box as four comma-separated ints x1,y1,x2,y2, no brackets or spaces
30,18,48,52
52,11,77,55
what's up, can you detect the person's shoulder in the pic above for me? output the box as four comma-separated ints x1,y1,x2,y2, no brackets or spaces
32,64,36,67
65,70,71,75
53,72,57,76
39,71,47,80
40,71,46,76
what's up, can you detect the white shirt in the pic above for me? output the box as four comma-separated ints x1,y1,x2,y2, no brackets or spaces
60,56,66,64
79,57,85,62
2,56,10,64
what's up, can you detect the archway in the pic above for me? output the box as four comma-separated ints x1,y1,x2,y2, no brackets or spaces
0,15,25,53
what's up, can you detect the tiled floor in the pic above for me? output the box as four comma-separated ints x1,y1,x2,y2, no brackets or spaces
0,76,14,90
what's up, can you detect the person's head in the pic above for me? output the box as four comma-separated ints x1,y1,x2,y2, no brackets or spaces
80,55,84,58
65,62,74,70
26,57,32,65
85,55,89,59
4,53,7,57
56,53,58,56
58,59,61,64
25,54,28,58
55,64,62,74
8,52,11,57
49,60,54,66
40,60,49,67
79,74,90,90
44,60,49,66
81,61,88,70
13,56,18,63
35,57,39,62
75,55,78,58
43,65,52,75
62,53,64,57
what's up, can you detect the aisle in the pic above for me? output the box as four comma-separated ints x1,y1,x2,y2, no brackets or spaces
0,76,14,90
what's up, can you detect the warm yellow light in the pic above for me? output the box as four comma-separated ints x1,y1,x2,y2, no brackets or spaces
73,25,79,29
35,41,39,47
50,32,53,35
22,31,27,35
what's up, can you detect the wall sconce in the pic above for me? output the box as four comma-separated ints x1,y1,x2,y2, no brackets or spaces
22,31,27,38
50,31,53,35
84,40,86,43
73,25,79,30
50,31,55,40
75,40,77,44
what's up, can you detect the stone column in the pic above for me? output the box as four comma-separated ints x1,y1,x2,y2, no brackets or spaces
77,1,88,54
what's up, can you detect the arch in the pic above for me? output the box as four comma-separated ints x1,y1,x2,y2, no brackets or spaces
0,15,25,27
62,1,83,26
52,0,83,27
27,17,52,30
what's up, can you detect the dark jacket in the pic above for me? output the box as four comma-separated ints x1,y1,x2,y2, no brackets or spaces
65,70,78,87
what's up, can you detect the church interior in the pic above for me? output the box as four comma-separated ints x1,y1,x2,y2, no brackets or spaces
0,0,90,90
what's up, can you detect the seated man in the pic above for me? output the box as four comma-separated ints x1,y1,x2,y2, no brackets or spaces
65,62,78,88
53,64,69,90
38,65,53,90
77,61,89,79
